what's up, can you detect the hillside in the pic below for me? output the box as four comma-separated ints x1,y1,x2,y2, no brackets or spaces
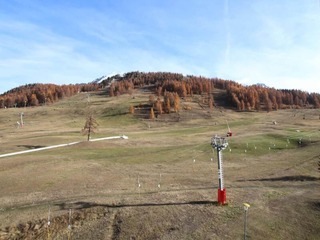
1,72,320,113
0,89,319,239
0,83,99,108
101,71,320,111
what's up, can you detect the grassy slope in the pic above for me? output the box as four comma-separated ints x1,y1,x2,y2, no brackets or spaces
0,90,319,239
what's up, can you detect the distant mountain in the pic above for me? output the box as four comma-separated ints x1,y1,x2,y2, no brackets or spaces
92,76,108,84
254,83,268,88
253,83,269,88
91,73,123,84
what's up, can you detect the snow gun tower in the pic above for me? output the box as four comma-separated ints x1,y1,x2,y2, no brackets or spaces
211,135,228,205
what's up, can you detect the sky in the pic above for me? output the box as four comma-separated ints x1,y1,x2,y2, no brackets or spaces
0,0,320,94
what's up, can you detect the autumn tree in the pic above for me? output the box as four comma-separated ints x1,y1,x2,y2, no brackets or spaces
272,96,278,110
0,98,4,108
129,105,135,114
181,82,187,98
208,97,214,110
0,83,94,108
231,93,241,110
154,98,163,115
30,94,39,106
312,94,320,108
246,101,251,111
263,91,272,112
157,86,162,97
149,94,155,104
174,93,180,112
240,100,245,111
163,94,171,113
149,107,155,120
108,83,115,97
82,113,99,141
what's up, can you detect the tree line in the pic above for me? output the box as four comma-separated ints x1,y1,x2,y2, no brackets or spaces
103,71,320,111
0,83,99,108
1,72,319,112
226,82,320,111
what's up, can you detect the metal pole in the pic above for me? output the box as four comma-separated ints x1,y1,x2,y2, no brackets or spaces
244,209,247,240
217,148,224,190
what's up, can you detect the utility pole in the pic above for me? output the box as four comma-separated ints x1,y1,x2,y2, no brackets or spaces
211,135,228,205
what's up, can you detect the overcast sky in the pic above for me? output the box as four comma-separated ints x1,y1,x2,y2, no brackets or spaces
1,0,320,94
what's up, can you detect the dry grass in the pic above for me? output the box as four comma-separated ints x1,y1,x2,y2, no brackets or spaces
0,91,319,239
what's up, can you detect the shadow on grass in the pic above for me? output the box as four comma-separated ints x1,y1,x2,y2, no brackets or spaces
309,201,320,211
56,200,218,210
237,175,320,182
102,112,128,117
17,145,46,149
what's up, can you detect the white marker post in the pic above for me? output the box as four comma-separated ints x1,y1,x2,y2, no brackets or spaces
47,206,51,240
67,209,72,240
243,203,250,240
20,112,24,127
158,173,162,191
138,174,141,197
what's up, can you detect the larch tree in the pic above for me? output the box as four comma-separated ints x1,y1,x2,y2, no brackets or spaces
129,105,135,114
154,98,163,115
30,94,39,106
149,107,155,120
240,100,245,111
174,93,180,112
82,113,99,141
163,94,171,113
208,98,214,110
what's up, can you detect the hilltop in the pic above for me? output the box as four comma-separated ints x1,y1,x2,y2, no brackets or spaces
1,72,320,114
